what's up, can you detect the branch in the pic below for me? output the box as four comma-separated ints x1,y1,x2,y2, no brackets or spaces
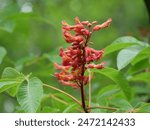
43,83,82,106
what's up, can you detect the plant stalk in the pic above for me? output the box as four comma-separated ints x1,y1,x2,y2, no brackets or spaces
87,106,118,111
43,83,82,106
80,84,88,113
79,38,89,113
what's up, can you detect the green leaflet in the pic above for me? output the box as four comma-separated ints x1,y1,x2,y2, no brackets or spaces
17,77,43,113
111,98,133,112
0,67,43,113
104,36,144,56
127,59,150,74
97,85,120,99
0,67,24,94
117,45,144,70
136,103,150,113
42,106,60,113
93,67,132,100
131,46,150,65
63,103,78,113
129,72,150,84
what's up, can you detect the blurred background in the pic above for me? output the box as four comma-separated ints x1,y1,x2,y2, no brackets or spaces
0,0,149,112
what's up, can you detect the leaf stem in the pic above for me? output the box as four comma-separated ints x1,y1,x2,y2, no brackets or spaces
87,106,118,111
48,94,68,105
43,83,82,106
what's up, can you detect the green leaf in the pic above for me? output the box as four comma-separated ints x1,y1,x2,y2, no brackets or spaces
17,77,43,113
133,86,150,94
63,103,77,113
0,47,7,64
0,67,24,94
2,67,24,78
137,103,150,113
127,59,150,74
2,67,24,96
54,93,74,102
104,36,141,56
117,45,144,70
42,106,60,113
96,85,119,113
0,79,19,92
131,46,150,65
111,36,148,46
97,85,120,99
93,67,132,100
90,103,102,113
112,36,139,44
129,72,150,84
111,99,133,112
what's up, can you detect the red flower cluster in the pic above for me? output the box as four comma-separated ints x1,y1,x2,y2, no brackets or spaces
54,17,112,88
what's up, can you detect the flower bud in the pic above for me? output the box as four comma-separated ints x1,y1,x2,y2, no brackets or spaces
92,21,98,24
93,25,101,31
74,36,84,42
81,21,90,25
93,18,112,31
95,62,105,69
87,23,92,27
59,47,63,57
87,64,95,68
60,80,78,88
75,17,81,24
62,20,68,26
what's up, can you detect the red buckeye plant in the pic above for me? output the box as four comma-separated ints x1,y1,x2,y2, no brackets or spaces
54,17,112,112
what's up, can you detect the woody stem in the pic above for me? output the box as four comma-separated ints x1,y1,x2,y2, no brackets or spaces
80,82,88,113
80,57,87,113
79,38,89,113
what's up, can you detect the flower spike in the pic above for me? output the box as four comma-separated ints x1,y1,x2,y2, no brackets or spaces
54,17,112,89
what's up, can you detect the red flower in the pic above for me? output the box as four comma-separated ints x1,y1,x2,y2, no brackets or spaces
93,18,112,31
85,46,104,63
87,62,105,69
54,17,112,88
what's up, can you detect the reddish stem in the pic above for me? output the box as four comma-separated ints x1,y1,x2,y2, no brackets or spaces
79,35,91,113
80,83,88,113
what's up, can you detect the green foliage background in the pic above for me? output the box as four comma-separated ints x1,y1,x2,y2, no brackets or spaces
0,0,150,112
